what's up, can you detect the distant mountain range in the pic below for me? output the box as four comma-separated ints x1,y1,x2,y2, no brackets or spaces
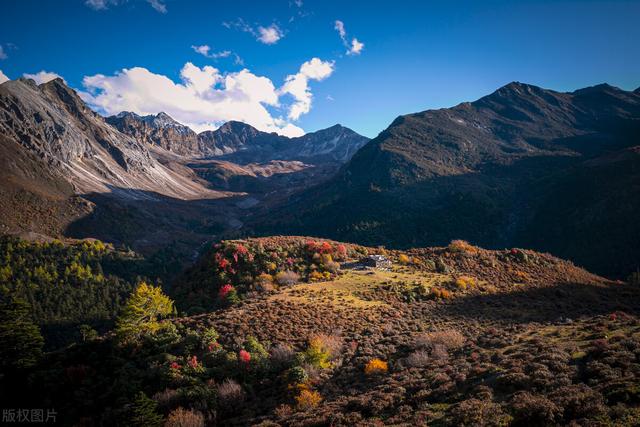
255,82,640,278
107,111,369,163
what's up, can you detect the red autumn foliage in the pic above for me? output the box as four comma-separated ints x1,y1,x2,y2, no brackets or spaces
218,258,230,270
336,244,347,259
239,349,251,364
188,355,199,369
320,241,333,254
218,284,234,300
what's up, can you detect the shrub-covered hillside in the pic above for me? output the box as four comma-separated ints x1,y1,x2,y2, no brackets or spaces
174,236,373,313
2,237,640,426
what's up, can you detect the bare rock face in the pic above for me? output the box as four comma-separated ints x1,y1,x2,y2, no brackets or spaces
0,78,219,200
106,111,209,157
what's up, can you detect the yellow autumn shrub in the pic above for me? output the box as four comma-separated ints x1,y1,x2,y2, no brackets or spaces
455,275,476,290
364,358,388,375
295,389,322,410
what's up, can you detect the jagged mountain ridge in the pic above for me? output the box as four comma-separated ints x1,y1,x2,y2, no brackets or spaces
0,78,221,200
255,81,640,278
106,111,206,157
108,113,370,164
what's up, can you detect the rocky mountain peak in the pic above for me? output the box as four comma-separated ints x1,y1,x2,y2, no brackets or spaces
106,110,202,156
40,78,90,119
216,120,259,135
151,111,182,127
16,77,38,88
480,81,556,104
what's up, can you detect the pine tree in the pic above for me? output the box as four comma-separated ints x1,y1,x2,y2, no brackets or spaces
0,297,44,372
128,391,163,427
116,282,175,342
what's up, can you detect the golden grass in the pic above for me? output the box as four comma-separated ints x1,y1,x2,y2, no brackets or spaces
270,269,451,309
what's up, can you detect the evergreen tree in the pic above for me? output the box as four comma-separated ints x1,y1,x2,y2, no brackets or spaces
128,391,163,427
0,297,44,372
116,282,175,342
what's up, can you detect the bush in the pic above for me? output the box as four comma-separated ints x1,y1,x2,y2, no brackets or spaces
449,398,511,426
275,271,300,286
287,366,308,384
217,379,245,404
300,334,343,369
325,261,341,273
431,287,453,299
199,327,219,350
550,384,605,422
448,240,478,254
255,273,274,291
152,388,180,409
302,336,332,369
244,335,269,363
405,350,430,368
308,271,325,282
398,254,410,265
217,284,239,305
164,407,205,427
270,344,295,368
295,389,322,411
510,392,559,426
415,329,465,351
364,358,388,375
455,276,477,290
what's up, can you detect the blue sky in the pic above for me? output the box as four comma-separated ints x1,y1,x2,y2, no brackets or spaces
1,0,639,137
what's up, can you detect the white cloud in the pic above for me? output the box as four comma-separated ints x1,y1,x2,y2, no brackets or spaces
257,25,284,45
23,71,65,85
146,0,166,13
191,45,232,60
223,19,285,45
348,38,364,55
334,20,346,40
84,0,112,10
79,61,337,137
84,0,167,13
0,70,9,84
280,57,335,120
0,46,7,60
334,20,364,56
